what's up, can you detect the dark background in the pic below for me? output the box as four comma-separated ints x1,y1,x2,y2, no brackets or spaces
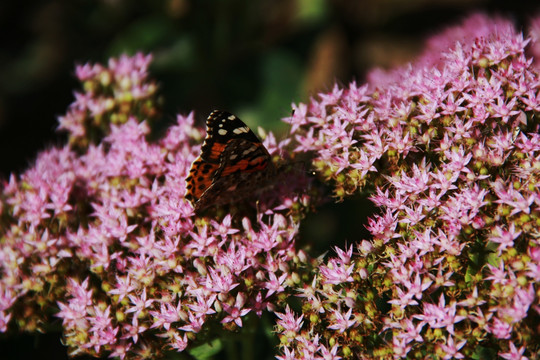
1,0,538,178
1,1,539,359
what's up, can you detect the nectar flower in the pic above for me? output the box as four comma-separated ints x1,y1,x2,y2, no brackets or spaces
0,53,313,359
278,12,540,359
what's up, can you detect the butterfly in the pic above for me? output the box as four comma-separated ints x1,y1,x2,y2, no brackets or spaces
185,110,277,212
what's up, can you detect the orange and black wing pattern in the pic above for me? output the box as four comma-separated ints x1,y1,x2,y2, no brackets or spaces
185,110,275,212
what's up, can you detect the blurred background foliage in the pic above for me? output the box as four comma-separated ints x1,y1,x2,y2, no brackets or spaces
0,1,539,359
1,0,538,178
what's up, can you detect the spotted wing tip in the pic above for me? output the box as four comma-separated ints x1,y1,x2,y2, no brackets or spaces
208,109,223,119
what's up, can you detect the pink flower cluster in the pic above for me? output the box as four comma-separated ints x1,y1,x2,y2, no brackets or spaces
0,55,310,358
278,14,540,359
1,13,540,360
58,52,159,148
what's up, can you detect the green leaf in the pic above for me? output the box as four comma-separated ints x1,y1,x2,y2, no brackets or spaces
464,265,474,283
486,252,501,267
188,338,223,360
471,345,497,359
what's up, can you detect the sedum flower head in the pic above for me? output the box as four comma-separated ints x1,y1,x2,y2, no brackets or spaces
0,54,312,358
58,52,160,149
2,13,540,360
279,13,540,359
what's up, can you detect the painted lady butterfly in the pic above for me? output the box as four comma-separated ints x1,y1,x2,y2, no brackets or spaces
185,110,277,212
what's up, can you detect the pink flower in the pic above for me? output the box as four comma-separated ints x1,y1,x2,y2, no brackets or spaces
276,346,297,360
170,331,189,351
499,341,529,360
316,344,342,360
392,337,412,358
125,289,154,318
489,317,513,339
395,319,425,344
402,272,432,301
439,335,466,360
264,272,288,298
327,307,357,333
275,305,304,334
319,259,354,285
489,224,522,255
149,300,186,331
205,267,239,294
221,293,251,327
414,294,466,336
178,311,205,333
388,287,419,309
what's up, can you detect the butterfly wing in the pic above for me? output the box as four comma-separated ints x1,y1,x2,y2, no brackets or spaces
185,110,274,211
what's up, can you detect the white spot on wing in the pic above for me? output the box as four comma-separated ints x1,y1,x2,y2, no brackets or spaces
218,129,228,136
242,146,257,155
233,126,249,134
228,115,236,120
